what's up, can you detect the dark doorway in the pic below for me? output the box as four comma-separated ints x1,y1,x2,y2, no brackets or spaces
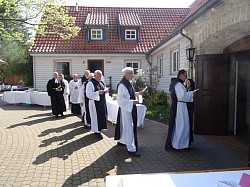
235,54,250,142
194,54,229,135
88,60,104,74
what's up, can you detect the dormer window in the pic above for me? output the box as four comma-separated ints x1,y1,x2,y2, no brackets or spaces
85,13,108,42
125,29,136,40
118,13,142,41
91,29,103,40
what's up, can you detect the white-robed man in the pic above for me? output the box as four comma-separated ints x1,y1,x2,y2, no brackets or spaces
114,67,144,157
165,69,198,151
78,73,94,127
69,74,81,115
86,70,109,139
59,74,70,110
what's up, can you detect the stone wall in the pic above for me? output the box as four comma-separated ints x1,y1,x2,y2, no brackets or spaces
186,0,250,54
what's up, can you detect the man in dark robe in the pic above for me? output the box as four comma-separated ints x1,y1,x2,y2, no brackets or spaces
81,70,90,85
165,70,197,151
114,67,144,157
83,73,93,128
86,70,109,139
47,72,66,118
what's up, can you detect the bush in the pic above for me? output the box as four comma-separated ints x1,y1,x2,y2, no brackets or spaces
145,104,170,124
153,90,167,105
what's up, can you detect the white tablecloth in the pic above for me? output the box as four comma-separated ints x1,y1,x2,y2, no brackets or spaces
106,98,147,127
2,91,51,106
106,169,250,187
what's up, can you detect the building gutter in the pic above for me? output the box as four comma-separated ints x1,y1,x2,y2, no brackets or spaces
146,0,222,56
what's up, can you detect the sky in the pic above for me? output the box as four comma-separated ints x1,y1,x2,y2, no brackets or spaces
65,0,195,8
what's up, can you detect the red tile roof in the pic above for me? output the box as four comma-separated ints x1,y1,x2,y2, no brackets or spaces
30,6,190,54
119,13,142,26
85,13,108,26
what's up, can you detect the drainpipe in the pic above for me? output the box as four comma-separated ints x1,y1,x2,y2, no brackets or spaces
181,29,194,80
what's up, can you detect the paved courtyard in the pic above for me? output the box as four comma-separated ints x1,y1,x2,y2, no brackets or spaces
0,98,248,186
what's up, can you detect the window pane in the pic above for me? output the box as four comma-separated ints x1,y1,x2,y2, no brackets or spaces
127,63,132,67
57,62,70,76
133,63,138,68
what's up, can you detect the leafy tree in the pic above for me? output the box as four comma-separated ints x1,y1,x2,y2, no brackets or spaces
0,0,81,41
0,41,33,86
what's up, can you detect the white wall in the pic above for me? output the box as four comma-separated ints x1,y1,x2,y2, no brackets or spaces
31,53,149,91
150,34,189,92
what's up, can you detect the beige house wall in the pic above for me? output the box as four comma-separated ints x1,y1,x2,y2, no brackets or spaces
185,0,250,54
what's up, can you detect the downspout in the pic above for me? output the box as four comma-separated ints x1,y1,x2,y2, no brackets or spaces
180,29,194,80
33,56,36,89
180,29,194,48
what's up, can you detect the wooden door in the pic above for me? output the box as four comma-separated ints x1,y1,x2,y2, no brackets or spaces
194,54,229,135
88,60,104,75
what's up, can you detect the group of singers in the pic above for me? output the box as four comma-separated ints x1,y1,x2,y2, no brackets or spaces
46,67,142,157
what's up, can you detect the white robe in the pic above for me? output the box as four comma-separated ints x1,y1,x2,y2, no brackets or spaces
86,81,107,133
62,79,69,110
117,84,139,152
172,82,194,149
78,84,86,117
69,80,81,104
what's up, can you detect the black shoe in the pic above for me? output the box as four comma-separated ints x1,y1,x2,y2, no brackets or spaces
117,142,126,146
94,133,103,139
83,125,88,129
55,115,59,118
165,144,175,151
61,113,64,117
128,151,141,157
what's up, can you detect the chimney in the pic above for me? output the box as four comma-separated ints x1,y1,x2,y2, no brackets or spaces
76,3,78,11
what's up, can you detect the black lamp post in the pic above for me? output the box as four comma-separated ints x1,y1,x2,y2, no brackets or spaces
185,47,196,80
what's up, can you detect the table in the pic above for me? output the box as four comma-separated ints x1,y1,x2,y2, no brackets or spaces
2,91,51,107
106,98,147,127
106,169,250,187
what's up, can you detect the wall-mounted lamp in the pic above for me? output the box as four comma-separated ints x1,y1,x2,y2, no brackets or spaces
106,61,111,64
181,29,196,79
186,48,196,62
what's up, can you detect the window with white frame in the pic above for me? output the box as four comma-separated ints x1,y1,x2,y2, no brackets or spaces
126,61,139,74
56,62,70,76
91,29,103,40
171,49,179,74
125,29,136,40
157,54,163,76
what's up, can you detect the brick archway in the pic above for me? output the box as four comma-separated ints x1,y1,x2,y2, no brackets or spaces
224,35,250,53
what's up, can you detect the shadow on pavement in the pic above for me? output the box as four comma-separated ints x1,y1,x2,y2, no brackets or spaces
62,146,134,187
33,133,102,165
38,121,83,137
39,125,88,147
7,115,57,129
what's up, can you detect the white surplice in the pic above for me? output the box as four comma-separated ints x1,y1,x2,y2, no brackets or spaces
172,82,194,149
117,83,138,152
78,83,86,117
86,81,101,133
62,79,70,110
69,79,81,104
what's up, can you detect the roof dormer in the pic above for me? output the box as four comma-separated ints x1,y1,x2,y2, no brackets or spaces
85,13,109,41
118,13,142,42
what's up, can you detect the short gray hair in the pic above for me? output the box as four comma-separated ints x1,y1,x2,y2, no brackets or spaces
89,73,94,79
84,70,90,75
122,67,134,76
94,70,102,76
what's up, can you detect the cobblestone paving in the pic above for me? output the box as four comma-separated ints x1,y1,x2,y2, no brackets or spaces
0,103,214,187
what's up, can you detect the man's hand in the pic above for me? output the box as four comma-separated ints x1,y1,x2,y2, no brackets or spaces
194,88,199,92
99,90,105,95
133,100,139,105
